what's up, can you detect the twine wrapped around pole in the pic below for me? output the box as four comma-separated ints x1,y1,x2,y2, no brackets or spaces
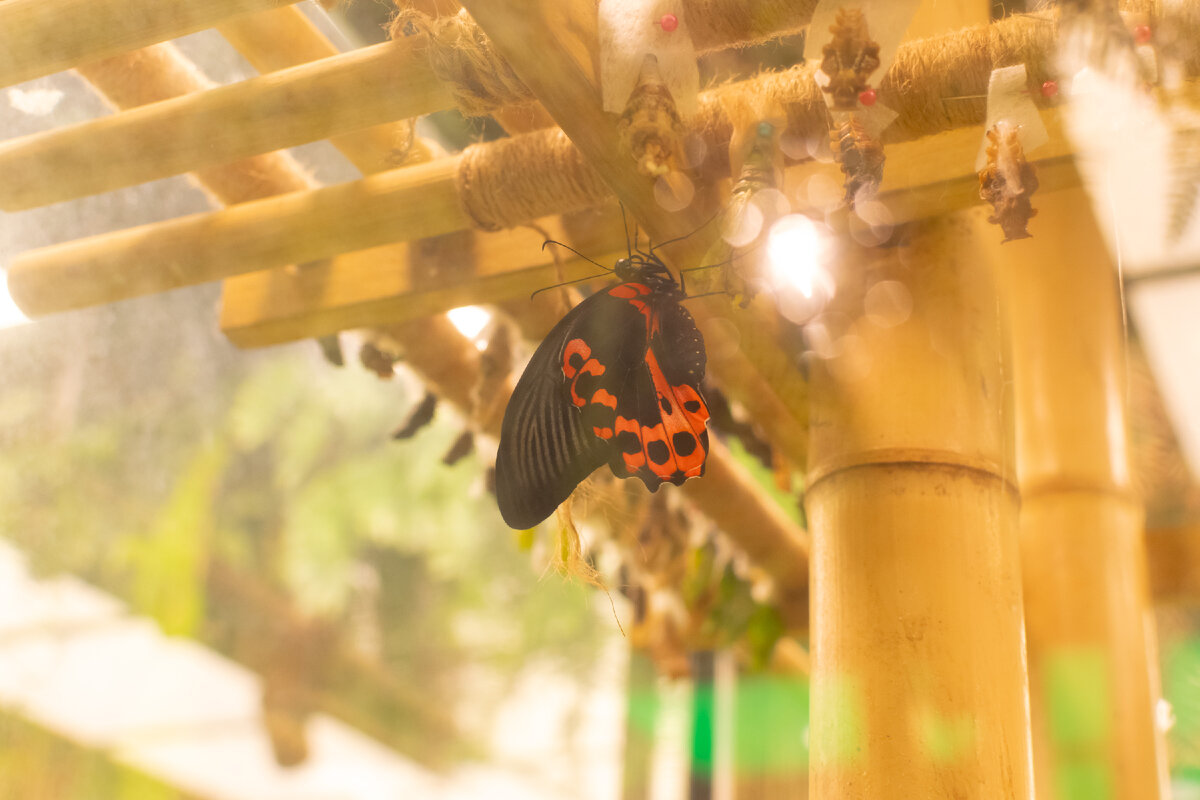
452,12,1068,230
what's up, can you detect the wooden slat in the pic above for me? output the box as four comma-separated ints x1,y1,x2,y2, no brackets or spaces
220,212,630,347
0,39,449,211
216,7,428,176
6,157,465,315
0,0,302,89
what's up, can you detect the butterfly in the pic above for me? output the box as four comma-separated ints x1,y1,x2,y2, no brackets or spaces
495,245,710,529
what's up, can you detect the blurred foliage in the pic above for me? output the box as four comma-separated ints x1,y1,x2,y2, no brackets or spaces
0,304,607,773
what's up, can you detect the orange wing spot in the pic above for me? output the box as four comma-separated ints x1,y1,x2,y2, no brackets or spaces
614,416,639,436
622,451,647,471
568,357,606,407
609,283,650,299
590,388,618,409
673,384,710,426
562,338,592,379
593,426,613,439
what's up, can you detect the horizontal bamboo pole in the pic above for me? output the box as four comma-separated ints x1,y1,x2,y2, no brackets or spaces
220,212,630,347
0,0,301,89
216,7,422,176
0,39,448,211
75,45,314,204
7,157,465,315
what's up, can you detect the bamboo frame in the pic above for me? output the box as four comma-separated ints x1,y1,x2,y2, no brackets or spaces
0,0,821,211
805,217,1033,797
6,97,1076,319
0,0,302,89
0,38,447,210
992,189,1168,799
201,10,809,609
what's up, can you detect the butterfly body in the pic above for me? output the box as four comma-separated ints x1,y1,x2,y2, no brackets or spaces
496,253,710,529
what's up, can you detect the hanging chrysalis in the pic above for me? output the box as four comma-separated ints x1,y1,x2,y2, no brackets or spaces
719,119,785,304
599,0,699,179
830,116,885,208
978,121,1040,242
618,55,686,177
819,8,882,111
973,65,1048,242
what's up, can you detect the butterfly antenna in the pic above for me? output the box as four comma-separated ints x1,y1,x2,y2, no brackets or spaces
541,239,612,272
679,240,764,274
530,272,612,299
620,205,633,260
681,289,729,301
648,211,721,254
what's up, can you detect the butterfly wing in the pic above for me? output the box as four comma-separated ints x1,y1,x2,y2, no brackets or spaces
495,289,648,529
605,296,710,488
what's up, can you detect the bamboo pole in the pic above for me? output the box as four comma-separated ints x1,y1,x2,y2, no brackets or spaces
805,216,1033,797
990,189,1169,799
0,0,302,89
74,46,314,204
1147,523,1200,605
217,7,422,176
220,214,629,348
0,39,448,211
6,156,466,315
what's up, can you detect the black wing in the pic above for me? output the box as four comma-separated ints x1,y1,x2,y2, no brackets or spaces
495,289,648,529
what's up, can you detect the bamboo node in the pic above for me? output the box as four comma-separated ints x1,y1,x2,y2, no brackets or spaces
389,7,533,117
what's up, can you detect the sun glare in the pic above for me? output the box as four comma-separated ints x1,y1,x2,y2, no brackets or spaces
0,272,31,330
766,214,828,299
447,305,492,341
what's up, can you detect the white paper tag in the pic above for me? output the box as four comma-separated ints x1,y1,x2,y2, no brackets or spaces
598,0,700,117
974,64,1049,171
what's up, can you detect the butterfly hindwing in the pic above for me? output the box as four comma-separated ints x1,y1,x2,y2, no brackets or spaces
606,296,710,488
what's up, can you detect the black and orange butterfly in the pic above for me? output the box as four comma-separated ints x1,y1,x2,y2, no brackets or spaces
495,241,710,529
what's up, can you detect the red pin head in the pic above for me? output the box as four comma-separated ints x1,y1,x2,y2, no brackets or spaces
1133,24,1152,44
1041,80,1058,98
659,13,678,32
858,88,877,106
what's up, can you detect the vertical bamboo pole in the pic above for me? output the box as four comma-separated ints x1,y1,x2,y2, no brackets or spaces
990,189,1169,799
805,216,1033,797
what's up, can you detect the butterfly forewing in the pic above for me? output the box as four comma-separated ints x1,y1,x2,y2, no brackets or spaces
495,289,646,529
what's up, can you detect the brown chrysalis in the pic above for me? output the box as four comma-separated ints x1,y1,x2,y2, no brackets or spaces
979,121,1039,242
820,8,882,111
830,116,885,207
